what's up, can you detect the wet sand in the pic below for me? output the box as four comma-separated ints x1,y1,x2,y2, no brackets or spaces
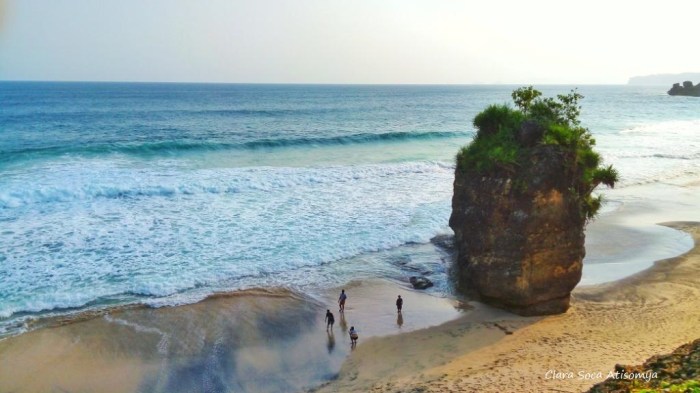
0,281,463,393
314,222,700,393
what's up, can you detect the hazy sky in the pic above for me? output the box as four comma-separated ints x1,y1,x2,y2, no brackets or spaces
1,0,698,84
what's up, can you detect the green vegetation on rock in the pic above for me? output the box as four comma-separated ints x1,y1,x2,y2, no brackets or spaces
456,86,618,220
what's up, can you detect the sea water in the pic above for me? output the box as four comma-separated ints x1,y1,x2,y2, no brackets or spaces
1,82,699,337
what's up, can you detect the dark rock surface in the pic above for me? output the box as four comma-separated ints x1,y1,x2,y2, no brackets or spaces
429,234,454,253
449,143,586,316
668,81,700,96
409,276,434,290
516,120,544,147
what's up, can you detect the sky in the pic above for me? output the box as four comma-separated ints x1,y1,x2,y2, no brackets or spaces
0,0,698,84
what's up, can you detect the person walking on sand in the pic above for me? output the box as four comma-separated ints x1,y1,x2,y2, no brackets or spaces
396,295,403,313
349,326,358,347
338,289,347,312
325,309,335,330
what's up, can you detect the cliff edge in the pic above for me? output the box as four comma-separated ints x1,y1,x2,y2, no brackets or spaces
450,87,617,316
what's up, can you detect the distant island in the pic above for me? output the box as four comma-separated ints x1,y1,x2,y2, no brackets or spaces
668,81,700,97
628,72,700,85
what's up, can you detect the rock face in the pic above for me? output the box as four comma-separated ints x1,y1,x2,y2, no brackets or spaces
668,81,700,96
449,142,586,316
409,276,434,290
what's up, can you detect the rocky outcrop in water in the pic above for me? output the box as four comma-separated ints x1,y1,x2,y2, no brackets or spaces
668,81,700,96
449,87,616,316
450,144,586,315
409,276,434,290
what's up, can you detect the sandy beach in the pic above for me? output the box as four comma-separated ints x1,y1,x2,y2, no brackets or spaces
0,280,463,393
315,221,700,393
2,222,697,393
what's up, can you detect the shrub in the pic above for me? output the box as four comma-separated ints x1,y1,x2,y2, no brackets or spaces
473,104,523,137
456,87,618,220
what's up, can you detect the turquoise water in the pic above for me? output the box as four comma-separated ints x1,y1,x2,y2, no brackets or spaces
1,82,699,336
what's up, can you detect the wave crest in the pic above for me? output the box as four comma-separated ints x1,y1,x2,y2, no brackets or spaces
1,131,469,165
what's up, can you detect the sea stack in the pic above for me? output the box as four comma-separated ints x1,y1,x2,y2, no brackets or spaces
668,81,700,97
450,87,617,316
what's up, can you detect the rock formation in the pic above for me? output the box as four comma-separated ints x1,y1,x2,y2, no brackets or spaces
450,144,586,315
668,81,700,96
409,276,434,290
450,87,616,316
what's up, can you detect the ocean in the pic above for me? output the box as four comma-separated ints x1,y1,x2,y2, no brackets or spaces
1,82,699,338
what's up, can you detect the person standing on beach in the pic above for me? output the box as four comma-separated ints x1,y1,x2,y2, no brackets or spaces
338,289,347,312
396,295,403,313
325,309,335,330
349,326,358,347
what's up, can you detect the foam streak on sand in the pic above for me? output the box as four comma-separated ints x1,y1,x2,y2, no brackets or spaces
315,222,700,393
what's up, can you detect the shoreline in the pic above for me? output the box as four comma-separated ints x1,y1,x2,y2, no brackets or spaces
1,180,693,342
0,215,688,343
315,221,700,392
1,287,307,342
0,221,697,392
0,279,464,393
1,221,696,393
0,181,697,391
0,236,457,341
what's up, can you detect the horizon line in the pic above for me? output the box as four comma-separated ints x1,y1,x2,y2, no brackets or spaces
0,79,633,86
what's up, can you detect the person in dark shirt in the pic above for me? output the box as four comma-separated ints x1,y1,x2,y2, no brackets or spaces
325,309,335,330
396,295,403,313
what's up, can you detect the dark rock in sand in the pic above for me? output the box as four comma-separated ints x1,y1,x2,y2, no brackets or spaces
409,276,434,290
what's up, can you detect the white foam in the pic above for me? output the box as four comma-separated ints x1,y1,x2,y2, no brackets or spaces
103,314,170,355
0,160,455,321
597,119,700,186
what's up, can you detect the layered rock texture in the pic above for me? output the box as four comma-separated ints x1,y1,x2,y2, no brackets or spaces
450,88,616,316
668,81,700,96
450,141,585,315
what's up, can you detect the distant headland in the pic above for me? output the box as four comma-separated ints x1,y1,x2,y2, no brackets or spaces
628,72,700,86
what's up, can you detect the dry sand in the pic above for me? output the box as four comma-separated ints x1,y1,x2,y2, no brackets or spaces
315,222,700,393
